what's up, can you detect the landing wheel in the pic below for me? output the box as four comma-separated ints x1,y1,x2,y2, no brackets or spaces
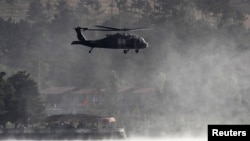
135,49,139,53
123,50,127,54
89,48,94,53
124,49,129,54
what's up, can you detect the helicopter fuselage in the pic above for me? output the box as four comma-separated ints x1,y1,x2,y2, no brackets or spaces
71,27,148,53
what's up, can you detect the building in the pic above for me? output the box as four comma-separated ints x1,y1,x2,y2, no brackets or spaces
40,86,157,116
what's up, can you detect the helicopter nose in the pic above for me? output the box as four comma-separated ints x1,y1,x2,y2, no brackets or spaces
142,42,148,48
140,38,148,48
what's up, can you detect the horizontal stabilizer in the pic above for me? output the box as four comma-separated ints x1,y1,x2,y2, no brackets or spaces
71,41,82,45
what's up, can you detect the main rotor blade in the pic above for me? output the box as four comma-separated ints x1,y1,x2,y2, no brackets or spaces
77,26,151,32
95,25,120,31
129,27,151,31
87,29,113,31
96,25,150,31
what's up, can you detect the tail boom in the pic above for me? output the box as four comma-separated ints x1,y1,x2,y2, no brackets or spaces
71,41,82,45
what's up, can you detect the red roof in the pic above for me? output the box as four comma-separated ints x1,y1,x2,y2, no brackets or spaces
118,86,133,93
72,88,97,95
41,86,75,95
133,88,155,94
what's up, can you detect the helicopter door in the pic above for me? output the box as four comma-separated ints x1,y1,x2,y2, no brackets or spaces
118,39,126,47
118,39,122,45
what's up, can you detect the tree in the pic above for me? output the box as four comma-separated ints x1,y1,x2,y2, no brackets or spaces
0,72,6,116
51,0,77,33
75,0,91,24
0,72,15,128
43,1,55,22
26,0,47,24
109,70,120,96
152,0,195,24
1,78,15,128
115,0,128,14
5,0,15,20
194,0,247,27
130,0,151,18
105,70,120,115
85,0,102,24
87,0,102,12
7,71,44,127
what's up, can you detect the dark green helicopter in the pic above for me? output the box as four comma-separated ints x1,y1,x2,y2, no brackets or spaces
71,25,149,54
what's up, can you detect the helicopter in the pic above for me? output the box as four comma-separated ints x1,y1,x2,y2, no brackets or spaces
71,25,149,54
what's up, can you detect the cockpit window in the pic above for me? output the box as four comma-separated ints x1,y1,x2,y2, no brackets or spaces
139,37,145,42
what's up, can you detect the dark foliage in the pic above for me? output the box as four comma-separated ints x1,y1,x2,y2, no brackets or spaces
0,71,44,128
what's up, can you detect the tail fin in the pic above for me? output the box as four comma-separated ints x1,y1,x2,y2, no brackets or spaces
75,27,87,41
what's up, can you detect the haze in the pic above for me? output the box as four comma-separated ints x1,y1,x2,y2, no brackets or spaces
1,0,250,139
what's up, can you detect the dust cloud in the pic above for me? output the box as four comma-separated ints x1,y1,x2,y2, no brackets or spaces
143,35,250,136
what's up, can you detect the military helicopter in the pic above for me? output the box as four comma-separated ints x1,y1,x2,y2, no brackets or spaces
71,25,149,54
